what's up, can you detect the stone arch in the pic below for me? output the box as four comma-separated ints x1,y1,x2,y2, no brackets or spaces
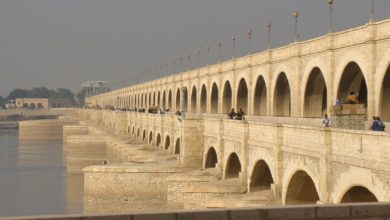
156,133,161,147
340,186,378,203
175,88,180,111
236,78,248,113
164,135,171,150
337,62,367,106
162,90,166,109
132,127,135,136
200,84,207,113
137,128,140,138
37,103,44,109
250,160,274,192
153,92,156,106
205,147,218,168
273,72,291,117
141,94,144,108
190,86,197,113
168,90,172,110
210,83,219,114
149,131,153,143
303,67,328,117
29,103,36,109
222,81,233,113
182,87,188,112
148,93,152,107
142,129,146,141
285,170,320,205
253,75,267,115
174,138,180,154
379,64,390,121
225,153,242,179
157,91,161,107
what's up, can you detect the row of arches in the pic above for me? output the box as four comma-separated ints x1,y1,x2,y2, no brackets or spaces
98,60,390,120
130,126,181,155
204,147,378,204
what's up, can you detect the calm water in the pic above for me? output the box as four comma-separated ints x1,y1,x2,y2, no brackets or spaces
0,127,83,217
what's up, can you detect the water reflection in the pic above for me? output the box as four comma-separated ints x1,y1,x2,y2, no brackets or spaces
0,128,83,217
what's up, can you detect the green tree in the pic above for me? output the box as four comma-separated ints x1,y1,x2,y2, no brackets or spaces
7,89,29,100
0,96,6,108
76,89,86,107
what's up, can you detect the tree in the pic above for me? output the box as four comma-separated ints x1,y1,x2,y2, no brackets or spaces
76,89,86,107
0,96,6,108
7,89,29,100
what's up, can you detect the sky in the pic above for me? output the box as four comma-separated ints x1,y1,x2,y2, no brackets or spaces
0,0,389,97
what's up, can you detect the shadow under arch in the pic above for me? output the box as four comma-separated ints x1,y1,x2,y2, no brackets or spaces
285,170,319,205
190,86,197,113
237,78,248,113
200,84,207,113
149,131,153,143
253,75,267,116
337,62,367,107
156,133,161,147
304,67,327,118
164,135,170,150
273,72,291,117
380,64,390,121
340,186,378,203
174,138,180,154
210,83,219,114
225,153,241,179
205,147,218,168
222,81,232,114
250,160,274,192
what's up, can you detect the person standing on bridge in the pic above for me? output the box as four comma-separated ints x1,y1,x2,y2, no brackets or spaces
322,114,331,127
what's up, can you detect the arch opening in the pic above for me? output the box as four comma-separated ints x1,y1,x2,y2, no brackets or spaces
157,91,161,107
250,160,274,192
168,90,172,111
142,130,146,141
191,86,197,113
156,134,161,147
205,147,218,168
164,136,170,150
237,78,248,113
137,128,140,138
225,153,241,179
174,138,180,154
175,88,180,111
149,131,153,143
337,62,367,106
210,83,219,114
223,81,232,113
340,186,378,203
285,170,319,205
253,76,267,115
200,85,207,113
304,68,327,117
380,65,390,121
273,73,291,117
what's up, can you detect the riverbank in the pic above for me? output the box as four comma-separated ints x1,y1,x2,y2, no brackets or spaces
0,109,73,121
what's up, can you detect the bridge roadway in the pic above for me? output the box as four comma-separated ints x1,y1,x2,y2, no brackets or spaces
79,109,390,206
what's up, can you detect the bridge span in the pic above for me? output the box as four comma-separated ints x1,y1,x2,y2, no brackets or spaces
75,19,390,212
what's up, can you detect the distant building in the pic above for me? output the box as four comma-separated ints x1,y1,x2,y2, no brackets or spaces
15,98,49,109
49,98,73,108
81,81,109,98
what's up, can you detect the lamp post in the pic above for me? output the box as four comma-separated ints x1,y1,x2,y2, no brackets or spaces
293,11,300,42
179,56,183,72
267,22,272,50
328,0,334,33
232,36,236,59
172,60,176,75
369,0,375,23
248,29,252,55
218,42,222,62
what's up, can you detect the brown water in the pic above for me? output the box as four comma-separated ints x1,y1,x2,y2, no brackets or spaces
0,128,83,217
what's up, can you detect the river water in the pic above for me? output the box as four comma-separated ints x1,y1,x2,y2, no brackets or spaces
0,127,83,217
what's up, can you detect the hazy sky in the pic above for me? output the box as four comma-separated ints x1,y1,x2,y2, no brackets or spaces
0,0,389,96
